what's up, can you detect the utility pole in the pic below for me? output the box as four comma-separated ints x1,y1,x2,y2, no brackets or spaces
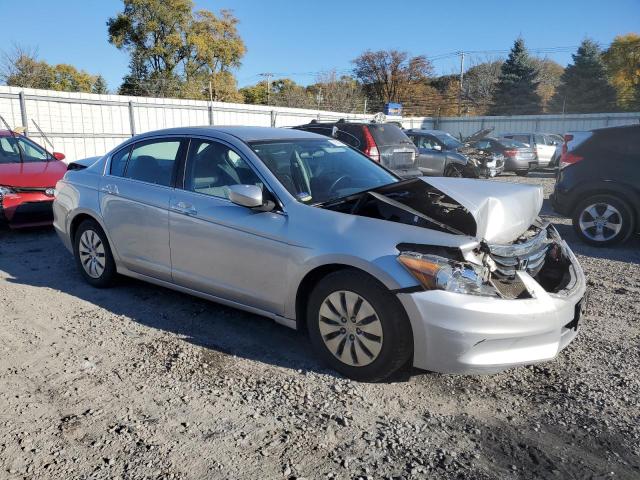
458,51,465,116
316,88,323,110
208,81,214,103
259,73,274,105
363,98,367,115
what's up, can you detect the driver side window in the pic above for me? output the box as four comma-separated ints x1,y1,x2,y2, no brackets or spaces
184,139,262,199
417,136,436,150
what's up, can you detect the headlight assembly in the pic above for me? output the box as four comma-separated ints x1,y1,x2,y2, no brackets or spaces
398,252,497,296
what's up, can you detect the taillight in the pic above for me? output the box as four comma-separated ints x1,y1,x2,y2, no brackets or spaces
503,149,517,157
362,126,380,162
562,134,573,156
559,152,584,169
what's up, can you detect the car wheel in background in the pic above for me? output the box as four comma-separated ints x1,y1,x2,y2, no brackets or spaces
444,164,464,177
307,270,413,382
74,219,117,287
572,194,635,247
515,170,529,177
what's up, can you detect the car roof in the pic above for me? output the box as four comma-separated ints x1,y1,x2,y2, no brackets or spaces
405,129,450,135
133,126,326,142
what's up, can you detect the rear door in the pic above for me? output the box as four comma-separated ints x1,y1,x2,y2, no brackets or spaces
534,134,555,165
100,137,186,281
411,134,446,175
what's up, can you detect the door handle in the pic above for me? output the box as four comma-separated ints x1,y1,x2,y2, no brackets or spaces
170,201,197,216
101,184,119,195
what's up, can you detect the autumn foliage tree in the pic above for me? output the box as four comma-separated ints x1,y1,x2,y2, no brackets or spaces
108,0,245,100
603,33,640,110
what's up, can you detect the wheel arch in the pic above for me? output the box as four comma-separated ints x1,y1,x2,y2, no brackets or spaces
293,261,405,331
68,210,121,261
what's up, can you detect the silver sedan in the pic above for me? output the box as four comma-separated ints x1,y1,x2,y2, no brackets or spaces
53,127,587,381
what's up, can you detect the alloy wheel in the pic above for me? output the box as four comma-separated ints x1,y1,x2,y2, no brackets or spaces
78,230,106,278
578,203,623,242
318,290,383,367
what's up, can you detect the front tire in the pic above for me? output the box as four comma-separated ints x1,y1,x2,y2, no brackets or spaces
307,270,413,382
74,219,117,287
444,164,464,177
572,194,634,247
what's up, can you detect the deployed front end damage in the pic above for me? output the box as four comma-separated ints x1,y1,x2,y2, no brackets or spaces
322,177,586,374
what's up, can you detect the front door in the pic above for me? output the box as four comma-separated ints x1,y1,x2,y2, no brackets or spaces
100,138,186,281
169,138,289,315
412,134,446,175
534,134,555,166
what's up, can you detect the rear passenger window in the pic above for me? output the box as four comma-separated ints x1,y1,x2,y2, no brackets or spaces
109,147,130,176
125,140,181,186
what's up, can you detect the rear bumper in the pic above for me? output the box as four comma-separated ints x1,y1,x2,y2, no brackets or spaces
399,242,586,374
0,193,54,228
505,157,537,171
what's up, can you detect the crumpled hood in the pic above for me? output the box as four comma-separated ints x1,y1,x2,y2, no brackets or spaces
422,177,543,243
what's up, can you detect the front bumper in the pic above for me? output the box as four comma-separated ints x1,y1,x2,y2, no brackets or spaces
0,193,54,228
398,242,586,374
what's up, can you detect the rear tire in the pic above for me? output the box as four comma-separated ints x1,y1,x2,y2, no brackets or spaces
307,270,413,382
74,219,117,287
515,169,529,177
572,194,634,247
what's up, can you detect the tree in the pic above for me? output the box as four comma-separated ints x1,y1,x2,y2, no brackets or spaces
489,38,543,115
531,58,564,111
464,59,503,114
92,75,109,94
1,45,54,89
108,0,246,100
352,50,433,109
2,45,106,93
550,39,617,113
603,33,640,110
307,71,366,112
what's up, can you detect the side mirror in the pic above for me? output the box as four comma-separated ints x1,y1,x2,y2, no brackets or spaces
228,184,264,208
433,145,442,151
53,152,66,161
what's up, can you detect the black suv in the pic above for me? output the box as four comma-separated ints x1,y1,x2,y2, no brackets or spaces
293,120,421,178
551,124,640,246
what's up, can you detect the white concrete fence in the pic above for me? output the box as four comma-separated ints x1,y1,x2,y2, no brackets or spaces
1,85,638,162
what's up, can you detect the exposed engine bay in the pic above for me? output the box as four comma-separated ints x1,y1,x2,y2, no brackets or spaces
321,178,478,237
321,178,573,300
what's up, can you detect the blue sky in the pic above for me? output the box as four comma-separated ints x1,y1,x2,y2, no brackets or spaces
1,0,638,91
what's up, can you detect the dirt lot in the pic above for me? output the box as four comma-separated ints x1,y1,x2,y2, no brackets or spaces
1,172,639,480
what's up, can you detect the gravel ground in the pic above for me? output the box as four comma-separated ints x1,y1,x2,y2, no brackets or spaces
0,172,639,479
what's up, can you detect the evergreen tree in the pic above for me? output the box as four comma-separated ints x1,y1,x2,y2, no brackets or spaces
489,38,542,115
550,39,617,113
92,75,109,94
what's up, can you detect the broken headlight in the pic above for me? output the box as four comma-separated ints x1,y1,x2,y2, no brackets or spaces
398,252,497,296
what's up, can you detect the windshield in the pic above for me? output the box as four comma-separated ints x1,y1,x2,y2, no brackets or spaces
434,132,463,149
250,138,398,204
498,138,528,148
0,136,51,164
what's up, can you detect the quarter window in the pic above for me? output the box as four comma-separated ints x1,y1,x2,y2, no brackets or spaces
184,139,262,199
109,147,130,176
125,139,181,186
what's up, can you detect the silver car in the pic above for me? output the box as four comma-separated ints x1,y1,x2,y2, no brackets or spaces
53,127,587,381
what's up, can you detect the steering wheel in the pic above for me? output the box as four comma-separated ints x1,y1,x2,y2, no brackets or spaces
328,175,352,194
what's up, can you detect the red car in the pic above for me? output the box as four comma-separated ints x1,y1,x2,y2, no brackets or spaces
0,130,67,228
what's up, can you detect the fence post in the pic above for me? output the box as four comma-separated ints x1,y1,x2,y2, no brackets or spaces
19,91,28,135
208,105,214,125
270,110,277,127
128,101,136,136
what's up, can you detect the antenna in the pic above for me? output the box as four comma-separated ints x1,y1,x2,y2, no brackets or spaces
31,119,55,153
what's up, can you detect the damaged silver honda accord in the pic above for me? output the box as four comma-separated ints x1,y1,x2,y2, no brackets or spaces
53,127,586,381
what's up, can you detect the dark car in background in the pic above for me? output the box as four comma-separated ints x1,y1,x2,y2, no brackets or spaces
467,137,537,176
551,124,640,246
405,129,504,178
293,120,421,178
